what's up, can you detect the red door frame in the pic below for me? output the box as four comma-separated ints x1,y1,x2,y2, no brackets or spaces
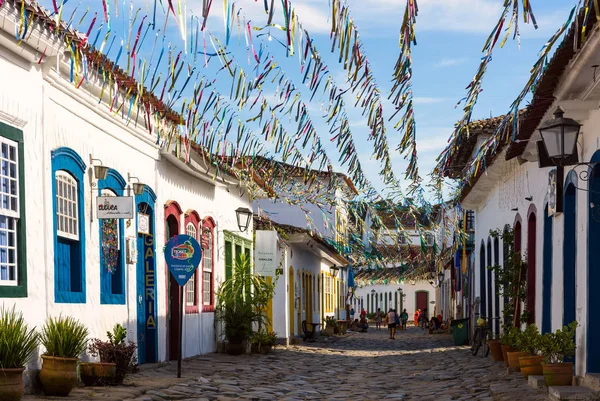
164,200,183,361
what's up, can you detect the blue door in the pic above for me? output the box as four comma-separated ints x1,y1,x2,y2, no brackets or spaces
588,160,600,372
542,204,553,334
136,200,157,364
563,183,576,330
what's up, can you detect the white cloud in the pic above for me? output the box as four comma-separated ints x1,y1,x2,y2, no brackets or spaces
435,57,468,68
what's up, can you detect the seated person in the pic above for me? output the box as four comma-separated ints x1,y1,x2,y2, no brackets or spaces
359,316,369,332
350,319,360,331
430,316,441,331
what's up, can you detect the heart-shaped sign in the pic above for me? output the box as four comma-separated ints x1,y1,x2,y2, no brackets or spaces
164,234,202,286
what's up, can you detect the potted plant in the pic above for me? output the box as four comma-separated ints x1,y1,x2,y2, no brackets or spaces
86,324,135,385
516,324,544,378
0,306,39,401
500,326,520,368
540,321,577,386
215,254,275,355
324,317,336,336
487,333,504,362
506,328,529,372
39,315,89,396
250,330,277,354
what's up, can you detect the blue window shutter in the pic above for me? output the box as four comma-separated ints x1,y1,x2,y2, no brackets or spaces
52,148,86,304
99,169,126,305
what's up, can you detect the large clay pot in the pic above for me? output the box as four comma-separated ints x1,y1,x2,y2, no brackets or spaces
520,355,544,378
542,362,573,386
501,345,515,367
39,355,78,396
0,367,25,401
225,342,246,355
80,362,117,386
507,351,530,371
488,340,504,362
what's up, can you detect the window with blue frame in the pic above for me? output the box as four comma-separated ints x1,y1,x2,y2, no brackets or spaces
52,148,86,303
98,170,126,305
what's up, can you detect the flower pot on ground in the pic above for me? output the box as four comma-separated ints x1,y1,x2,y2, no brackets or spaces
80,362,117,386
88,324,137,385
488,339,504,362
500,326,520,367
250,330,277,354
0,306,39,401
515,324,543,378
215,254,276,356
520,355,544,378
540,322,578,387
324,317,337,336
507,351,530,371
39,315,88,396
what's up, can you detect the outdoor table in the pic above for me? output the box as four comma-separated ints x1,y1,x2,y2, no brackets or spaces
337,320,350,334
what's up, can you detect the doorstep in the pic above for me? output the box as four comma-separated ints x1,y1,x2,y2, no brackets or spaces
583,374,600,391
548,386,600,401
528,375,546,389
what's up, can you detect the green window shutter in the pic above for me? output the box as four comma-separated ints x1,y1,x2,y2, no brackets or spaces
225,240,232,280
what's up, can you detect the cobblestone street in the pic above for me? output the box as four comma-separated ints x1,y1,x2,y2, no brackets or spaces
24,327,550,401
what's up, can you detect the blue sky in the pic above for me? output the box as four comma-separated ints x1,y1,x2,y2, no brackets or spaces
39,0,574,197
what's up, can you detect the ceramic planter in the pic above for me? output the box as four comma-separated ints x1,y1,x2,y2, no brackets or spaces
324,326,335,336
507,351,530,371
519,355,544,378
0,367,25,401
488,340,504,362
39,355,78,396
225,342,246,355
501,345,515,367
542,362,573,386
80,362,117,386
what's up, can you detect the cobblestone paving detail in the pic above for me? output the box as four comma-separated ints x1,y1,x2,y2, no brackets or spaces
24,327,548,401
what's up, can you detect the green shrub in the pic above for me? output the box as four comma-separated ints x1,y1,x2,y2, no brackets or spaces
500,326,521,348
40,315,88,359
0,305,39,368
250,330,277,347
515,324,542,355
88,324,137,384
540,321,578,364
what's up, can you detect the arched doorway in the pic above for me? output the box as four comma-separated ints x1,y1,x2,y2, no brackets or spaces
527,205,537,325
136,186,157,364
165,201,182,361
563,179,576,329
588,155,600,372
493,237,500,335
487,238,493,321
479,242,486,319
514,216,522,326
542,203,553,334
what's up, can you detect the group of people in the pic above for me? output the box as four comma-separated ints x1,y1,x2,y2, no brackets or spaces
348,307,446,337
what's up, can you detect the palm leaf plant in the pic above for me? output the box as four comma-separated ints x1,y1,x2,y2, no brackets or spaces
0,305,38,369
40,315,89,358
215,253,275,348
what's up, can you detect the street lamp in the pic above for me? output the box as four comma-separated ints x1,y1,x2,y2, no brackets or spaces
329,265,339,278
235,207,253,232
539,107,581,165
89,155,108,180
438,271,445,285
127,173,146,196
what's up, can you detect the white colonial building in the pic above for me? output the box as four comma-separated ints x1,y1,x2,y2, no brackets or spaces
442,18,600,381
0,0,262,390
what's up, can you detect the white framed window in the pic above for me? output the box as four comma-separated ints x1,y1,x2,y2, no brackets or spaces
0,216,17,286
186,223,197,239
186,273,196,306
0,138,19,286
202,231,213,305
56,171,79,241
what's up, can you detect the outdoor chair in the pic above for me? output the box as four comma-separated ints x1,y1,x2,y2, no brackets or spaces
302,320,317,342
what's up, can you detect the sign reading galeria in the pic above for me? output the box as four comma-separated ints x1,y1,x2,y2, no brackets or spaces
255,230,278,276
97,196,134,219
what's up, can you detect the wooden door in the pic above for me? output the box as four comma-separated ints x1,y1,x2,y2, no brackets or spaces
416,291,428,314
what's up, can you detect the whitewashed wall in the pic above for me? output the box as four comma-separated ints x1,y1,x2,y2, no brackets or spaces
0,22,254,373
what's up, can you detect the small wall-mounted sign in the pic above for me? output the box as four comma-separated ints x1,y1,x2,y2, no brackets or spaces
97,196,134,219
138,213,150,235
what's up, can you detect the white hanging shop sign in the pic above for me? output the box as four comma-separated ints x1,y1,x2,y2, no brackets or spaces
97,196,134,219
254,230,278,276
